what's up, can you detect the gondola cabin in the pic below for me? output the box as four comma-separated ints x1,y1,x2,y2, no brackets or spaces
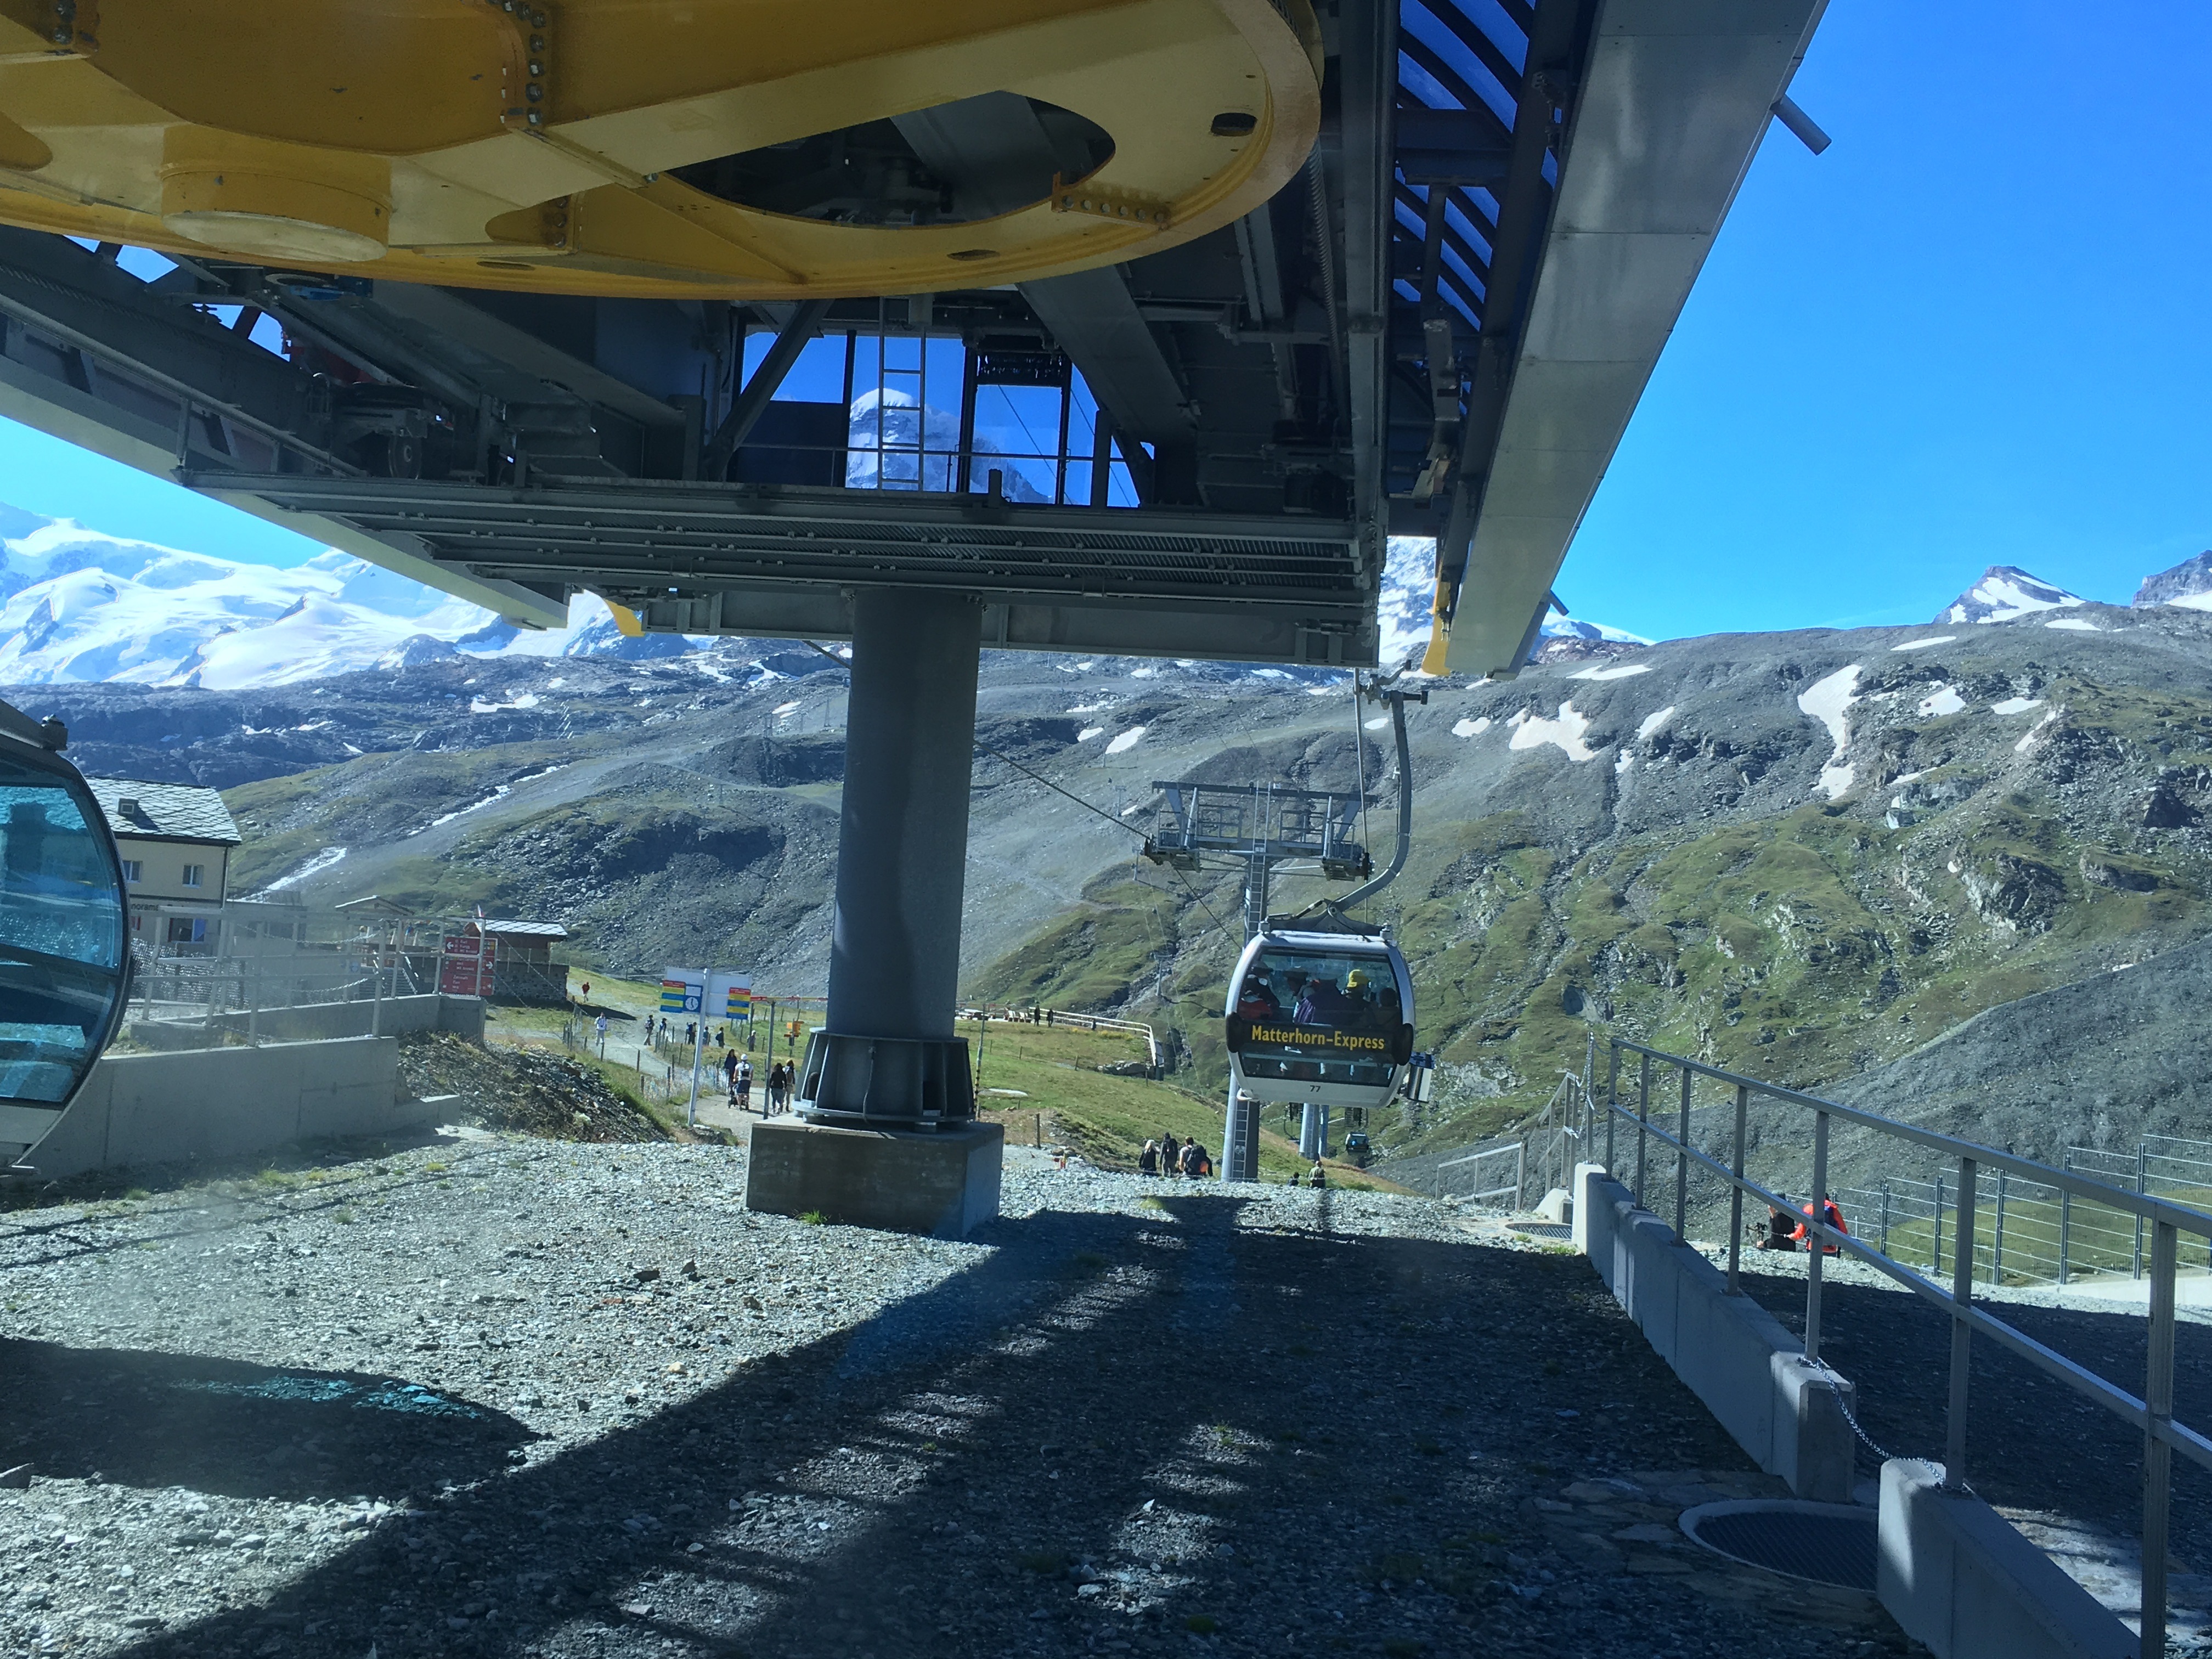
1222,929,1415,1113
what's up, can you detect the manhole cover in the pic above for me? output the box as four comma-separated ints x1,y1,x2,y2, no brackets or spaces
1505,1221,1572,1239
1680,1500,1877,1592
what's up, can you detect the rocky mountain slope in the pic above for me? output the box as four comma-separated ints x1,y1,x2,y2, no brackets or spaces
12,547,2212,1169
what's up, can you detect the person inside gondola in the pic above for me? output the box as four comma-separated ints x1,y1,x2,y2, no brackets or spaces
1235,973,1280,1020
1297,975,1350,1026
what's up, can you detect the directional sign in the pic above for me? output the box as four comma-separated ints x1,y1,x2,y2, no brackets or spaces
660,968,705,1015
708,970,752,1022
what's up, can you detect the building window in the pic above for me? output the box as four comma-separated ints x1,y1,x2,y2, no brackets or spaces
121,860,142,883
181,864,204,888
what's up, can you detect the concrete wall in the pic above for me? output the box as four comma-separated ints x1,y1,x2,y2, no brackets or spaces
1573,1163,1857,1501
127,993,486,1051
19,1036,448,1181
1879,1459,2136,1659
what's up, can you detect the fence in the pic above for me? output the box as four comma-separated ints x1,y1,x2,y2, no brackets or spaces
1830,1135,2212,1291
960,1005,1162,1071
1595,1034,2212,1658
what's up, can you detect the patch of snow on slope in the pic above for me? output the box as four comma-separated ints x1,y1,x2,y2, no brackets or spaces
1571,661,1650,681
1940,566,2085,625
1105,726,1147,754
261,847,347,893
2045,617,2102,631
1506,703,1596,762
1916,686,1967,718
1077,727,1105,742
2171,591,2212,613
1891,635,1957,651
1615,749,1633,776
1451,716,1491,738
1797,664,1860,799
2016,708,2062,753
1363,715,1391,730
1636,706,1677,741
1991,697,2044,716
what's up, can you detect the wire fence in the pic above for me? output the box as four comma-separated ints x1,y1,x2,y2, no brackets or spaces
1833,1136,2212,1289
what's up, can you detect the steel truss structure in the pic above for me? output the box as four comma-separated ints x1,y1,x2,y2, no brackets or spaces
0,0,1822,673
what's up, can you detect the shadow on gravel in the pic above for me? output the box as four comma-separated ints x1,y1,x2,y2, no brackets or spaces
114,1195,1823,1659
1739,1271,2212,1561
0,1339,533,1503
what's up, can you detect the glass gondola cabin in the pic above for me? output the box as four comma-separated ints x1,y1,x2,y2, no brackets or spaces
0,698,128,1160
1222,929,1414,1111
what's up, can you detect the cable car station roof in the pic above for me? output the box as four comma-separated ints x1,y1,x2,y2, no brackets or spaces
0,0,1822,673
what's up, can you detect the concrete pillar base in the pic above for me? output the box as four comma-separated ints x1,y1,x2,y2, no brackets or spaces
794,1029,975,1128
744,1115,1003,1238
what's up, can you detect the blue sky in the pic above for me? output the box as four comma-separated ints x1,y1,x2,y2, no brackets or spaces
1564,1,2212,639
1,2,2205,641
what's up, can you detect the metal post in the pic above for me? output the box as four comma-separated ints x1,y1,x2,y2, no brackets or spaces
1934,1174,1945,1276
2144,1218,2179,1659
1805,1110,1830,1363
1726,1084,1748,1294
1634,1053,1650,1208
2058,1149,2072,1285
1603,1040,1619,1176
2134,1144,2148,1279
1515,1140,1527,1212
370,921,385,1038
1880,1180,1891,1259
1945,1158,1977,1488
1675,1064,1690,1239
1991,1169,2006,1286
246,951,259,1046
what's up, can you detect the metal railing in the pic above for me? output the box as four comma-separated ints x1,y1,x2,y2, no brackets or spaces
959,1005,1161,1071
1596,1034,2212,1658
1431,1141,1526,1207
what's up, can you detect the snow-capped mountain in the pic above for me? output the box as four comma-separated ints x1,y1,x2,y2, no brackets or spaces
845,389,1056,502
2134,551,2212,612
0,514,715,688
1375,536,1645,672
1938,566,2086,625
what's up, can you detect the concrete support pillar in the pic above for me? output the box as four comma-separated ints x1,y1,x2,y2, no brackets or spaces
788,588,983,1131
1299,1102,1328,1161
826,588,981,1041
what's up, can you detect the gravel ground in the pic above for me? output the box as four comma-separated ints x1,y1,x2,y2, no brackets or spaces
0,1139,1926,1658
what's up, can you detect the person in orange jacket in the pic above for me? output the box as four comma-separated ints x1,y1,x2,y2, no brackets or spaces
1793,1194,1849,1256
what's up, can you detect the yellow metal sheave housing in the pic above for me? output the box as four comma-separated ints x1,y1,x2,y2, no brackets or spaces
0,0,1321,299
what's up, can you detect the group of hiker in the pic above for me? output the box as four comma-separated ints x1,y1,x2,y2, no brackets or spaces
1139,1133,1212,1178
720,1048,795,1114
1753,1192,1850,1254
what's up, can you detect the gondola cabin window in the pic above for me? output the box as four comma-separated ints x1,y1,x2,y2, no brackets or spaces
0,761,127,1105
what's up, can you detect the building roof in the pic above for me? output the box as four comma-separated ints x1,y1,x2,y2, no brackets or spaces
84,777,242,846
478,919,569,940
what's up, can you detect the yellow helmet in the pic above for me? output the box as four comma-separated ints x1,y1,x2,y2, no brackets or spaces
1345,969,1370,990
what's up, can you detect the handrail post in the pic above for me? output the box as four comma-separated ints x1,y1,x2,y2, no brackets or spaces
2134,1143,2148,1279
2144,1218,2178,1659
1675,1064,1691,1239
2057,1148,2072,1286
1635,1052,1651,1208
1945,1158,1977,1489
1727,1084,1749,1294
1605,1040,1620,1172
1805,1109,1830,1362
1934,1173,1945,1277
1992,1169,2006,1287
1880,1180,1891,1259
